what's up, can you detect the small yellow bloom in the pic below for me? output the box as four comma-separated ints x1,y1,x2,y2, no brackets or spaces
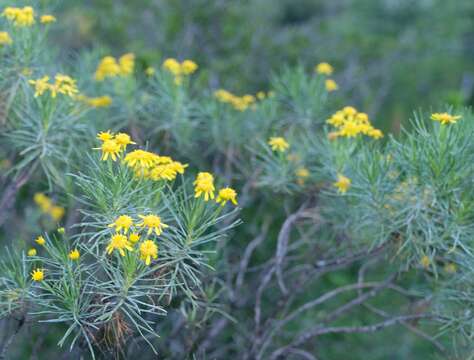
420,255,431,269
68,249,80,261
85,96,112,108
138,214,169,236
27,248,37,256
162,58,181,76
114,133,136,151
31,269,44,282
145,67,156,76
193,172,215,201
268,137,289,152
124,150,159,169
106,234,133,256
108,215,134,234
2,6,35,27
0,31,12,45
94,56,121,81
35,236,46,246
333,174,351,194
216,187,238,206
431,112,461,125
119,53,135,76
129,233,140,243
139,240,158,265
315,62,333,75
296,167,310,179
40,14,56,24
50,206,65,221
181,60,198,75
325,79,338,92
34,193,52,213
97,140,120,161
97,131,114,142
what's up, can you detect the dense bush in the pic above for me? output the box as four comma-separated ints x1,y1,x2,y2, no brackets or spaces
0,2,473,360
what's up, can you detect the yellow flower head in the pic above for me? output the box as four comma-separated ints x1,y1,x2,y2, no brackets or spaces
114,133,136,151
129,233,140,243
124,150,159,169
68,249,80,261
54,74,78,97
256,91,266,100
97,130,114,142
0,31,12,45
106,234,133,256
162,58,181,76
94,56,121,81
97,139,120,161
31,269,44,282
315,62,333,75
119,53,135,76
181,60,198,75
28,76,52,97
296,167,310,179
86,96,112,108
34,192,52,212
40,14,56,24
35,236,46,246
139,240,158,265
420,255,431,269
108,215,134,234
431,112,461,125
27,248,37,256
2,6,35,27
50,205,65,221
138,214,169,236
333,174,351,194
193,172,215,201
145,67,156,76
216,187,238,206
325,79,338,92
268,137,289,152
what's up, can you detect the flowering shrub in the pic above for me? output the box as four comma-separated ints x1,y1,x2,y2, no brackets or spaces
0,4,472,360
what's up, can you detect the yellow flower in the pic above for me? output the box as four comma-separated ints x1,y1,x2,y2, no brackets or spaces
194,172,215,201
315,62,333,75
29,76,52,97
119,53,135,76
50,206,65,221
106,234,133,256
420,255,431,269
162,58,181,76
94,56,121,81
333,174,351,194
0,31,12,45
2,6,35,27
256,91,266,100
138,214,169,236
97,131,114,142
268,137,289,152
124,150,159,169
325,79,338,92
114,133,136,151
139,240,158,265
216,187,238,206
149,161,188,181
145,67,156,76
68,249,80,261
54,74,79,97
430,112,461,125
296,167,310,179
97,140,120,161
85,95,112,108
31,269,44,282
35,236,46,246
368,128,383,139
181,60,198,75
108,215,134,234
129,233,140,243
27,248,37,256
444,263,457,274
343,106,357,116
40,14,56,24
34,193,52,212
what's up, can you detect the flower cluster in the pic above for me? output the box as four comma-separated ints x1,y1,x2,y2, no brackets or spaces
28,74,79,98
193,172,238,206
33,193,65,222
107,214,164,265
2,6,35,27
326,106,383,139
0,31,12,45
162,58,198,84
95,131,136,160
214,89,257,111
315,62,338,92
94,53,135,81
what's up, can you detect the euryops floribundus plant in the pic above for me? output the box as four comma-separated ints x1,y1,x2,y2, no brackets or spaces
0,4,472,360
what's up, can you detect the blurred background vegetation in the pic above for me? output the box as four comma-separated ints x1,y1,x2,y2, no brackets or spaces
51,0,474,135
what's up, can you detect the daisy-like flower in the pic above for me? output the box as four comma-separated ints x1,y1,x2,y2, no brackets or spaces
50,205,65,221
268,137,289,152
181,60,198,75
119,53,135,76
35,236,46,246
40,14,56,24
129,233,140,243
31,269,44,282
162,58,181,76
216,187,238,206
97,139,120,161
333,174,351,194
139,240,158,265
68,249,80,261
108,215,133,234
0,31,12,45
325,79,338,92
114,133,136,151
420,255,431,269
194,172,215,201
97,130,114,142
124,150,159,169
315,62,333,75
106,234,133,256
27,248,37,256
138,214,169,236
431,112,461,125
